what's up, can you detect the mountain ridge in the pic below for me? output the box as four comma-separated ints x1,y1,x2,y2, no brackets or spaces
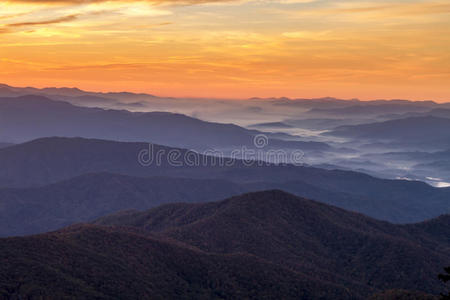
326,116,450,149
0,94,329,152
93,190,449,297
1,190,448,299
0,137,448,224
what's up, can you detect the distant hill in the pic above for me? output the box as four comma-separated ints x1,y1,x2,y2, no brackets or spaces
0,137,448,224
361,149,450,184
248,121,293,128
363,149,450,163
0,143,13,149
2,84,444,110
0,83,161,103
0,95,329,152
420,108,450,118
270,97,443,110
307,103,433,117
284,117,371,130
95,190,450,298
0,171,400,237
379,108,450,121
325,116,450,149
0,173,245,237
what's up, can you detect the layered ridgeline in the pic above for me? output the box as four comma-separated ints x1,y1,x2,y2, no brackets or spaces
0,137,448,235
325,116,450,149
0,173,245,237
0,172,390,237
0,95,328,152
0,143,12,149
0,171,448,237
1,191,448,299
2,83,446,113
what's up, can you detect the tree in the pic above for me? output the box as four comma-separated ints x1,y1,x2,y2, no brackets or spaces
439,267,450,300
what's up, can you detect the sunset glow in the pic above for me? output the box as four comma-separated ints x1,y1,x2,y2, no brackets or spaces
1,0,449,100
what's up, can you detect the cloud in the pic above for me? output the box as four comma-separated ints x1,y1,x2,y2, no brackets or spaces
3,0,237,4
282,30,334,40
0,13,80,34
0,13,29,20
324,2,450,17
330,5,394,14
0,28,11,34
7,14,79,27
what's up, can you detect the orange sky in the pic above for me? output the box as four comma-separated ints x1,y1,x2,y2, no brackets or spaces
0,0,449,101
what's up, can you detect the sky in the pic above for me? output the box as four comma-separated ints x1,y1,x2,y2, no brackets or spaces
0,0,449,101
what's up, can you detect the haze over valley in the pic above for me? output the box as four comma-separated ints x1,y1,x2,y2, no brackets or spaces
2,84,450,188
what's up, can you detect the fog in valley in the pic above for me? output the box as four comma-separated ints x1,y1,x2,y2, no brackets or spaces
2,83,450,188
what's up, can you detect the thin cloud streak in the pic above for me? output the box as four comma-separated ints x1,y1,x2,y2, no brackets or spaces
7,14,80,27
5,0,238,4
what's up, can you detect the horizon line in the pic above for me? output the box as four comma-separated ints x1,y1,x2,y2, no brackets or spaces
1,82,448,104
